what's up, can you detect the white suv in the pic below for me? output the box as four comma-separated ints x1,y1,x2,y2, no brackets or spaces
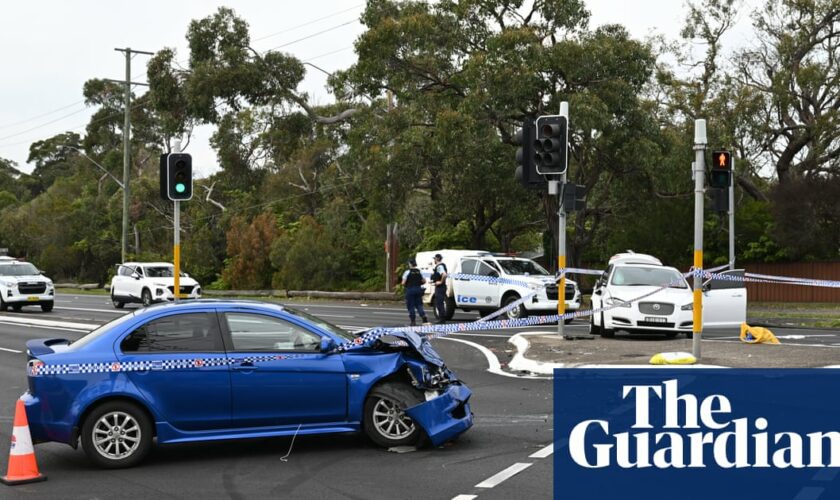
589,252,746,338
0,259,55,312
110,262,201,308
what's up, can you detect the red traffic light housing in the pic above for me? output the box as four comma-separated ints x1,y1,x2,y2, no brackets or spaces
709,150,732,188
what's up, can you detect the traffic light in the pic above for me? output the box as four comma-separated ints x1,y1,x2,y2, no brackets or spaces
709,150,732,189
535,115,568,175
160,153,193,201
562,183,586,213
514,117,546,190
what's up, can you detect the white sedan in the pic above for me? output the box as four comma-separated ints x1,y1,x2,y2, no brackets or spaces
589,262,746,338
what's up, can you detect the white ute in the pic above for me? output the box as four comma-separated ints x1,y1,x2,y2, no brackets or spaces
416,250,581,322
0,258,55,312
589,251,747,338
110,262,202,308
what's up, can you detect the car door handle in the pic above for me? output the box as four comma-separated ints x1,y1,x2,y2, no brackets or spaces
732,294,744,298
232,361,256,371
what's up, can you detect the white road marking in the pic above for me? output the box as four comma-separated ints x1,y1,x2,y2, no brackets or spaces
0,316,98,330
475,462,533,488
528,443,554,459
449,333,515,338
54,306,124,314
314,314,354,318
0,321,91,334
0,347,22,354
438,337,550,380
451,496,477,500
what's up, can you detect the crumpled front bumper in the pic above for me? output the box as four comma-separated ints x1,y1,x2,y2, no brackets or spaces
405,383,473,447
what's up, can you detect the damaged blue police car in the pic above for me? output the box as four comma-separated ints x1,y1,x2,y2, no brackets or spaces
21,300,473,468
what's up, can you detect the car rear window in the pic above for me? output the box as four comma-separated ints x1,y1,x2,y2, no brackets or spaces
121,313,224,352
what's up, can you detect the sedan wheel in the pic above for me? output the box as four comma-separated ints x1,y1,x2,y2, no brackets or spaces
82,401,152,468
141,289,152,307
364,383,424,448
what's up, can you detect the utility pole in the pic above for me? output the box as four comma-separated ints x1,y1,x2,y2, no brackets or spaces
557,102,569,339
692,119,707,359
110,47,153,263
385,90,395,292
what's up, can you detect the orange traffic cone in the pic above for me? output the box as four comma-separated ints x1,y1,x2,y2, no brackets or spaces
1,399,47,485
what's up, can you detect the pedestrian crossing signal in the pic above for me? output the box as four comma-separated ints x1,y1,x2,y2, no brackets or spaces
709,150,732,188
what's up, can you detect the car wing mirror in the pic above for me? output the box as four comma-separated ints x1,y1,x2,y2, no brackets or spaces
319,338,337,353
702,281,712,292
131,272,140,280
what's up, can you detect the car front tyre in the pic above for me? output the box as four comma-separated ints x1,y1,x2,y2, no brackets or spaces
111,290,124,309
364,383,425,448
589,313,601,336
81,401,153,469
141,288,152,307
599,311,615,338
40,302,53,312
503,294,526,321
0,296,6,312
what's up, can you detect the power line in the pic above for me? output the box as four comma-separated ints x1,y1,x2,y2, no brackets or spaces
0,107,90,143
267,18,360,52
0,100,86,131
252,4,364,43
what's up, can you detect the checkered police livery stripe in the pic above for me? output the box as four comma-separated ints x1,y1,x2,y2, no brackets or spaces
450,273,538,289
28,353,315,377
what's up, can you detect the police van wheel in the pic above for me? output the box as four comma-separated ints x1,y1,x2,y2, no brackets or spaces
503,295,526,320
444,297,456,320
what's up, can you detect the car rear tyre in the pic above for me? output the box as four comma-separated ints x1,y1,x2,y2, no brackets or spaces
141,288,152,307
503,294,526,321
81,401,152,469
444,296,456,320
11,304,22,312
41,302,53,312
599,311,615,338
364,383,425,448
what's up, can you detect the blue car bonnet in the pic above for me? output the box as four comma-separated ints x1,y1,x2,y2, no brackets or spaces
380,330,445,367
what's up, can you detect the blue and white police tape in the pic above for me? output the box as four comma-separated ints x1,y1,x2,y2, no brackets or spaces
27,353,314,377
693,269,840,288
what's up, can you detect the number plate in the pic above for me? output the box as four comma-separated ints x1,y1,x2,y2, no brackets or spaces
644,316,667,323
27,296,39,301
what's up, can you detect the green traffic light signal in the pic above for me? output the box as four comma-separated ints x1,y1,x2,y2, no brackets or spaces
175,183,186,193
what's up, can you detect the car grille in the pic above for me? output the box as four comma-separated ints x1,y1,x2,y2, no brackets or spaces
545,284,558,300
18,283,46,294
167,285,194,294
638,302,674,315
637,321,676,328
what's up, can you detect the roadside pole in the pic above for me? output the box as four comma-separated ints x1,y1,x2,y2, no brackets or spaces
173,140,181,302
558,101,569,340
692,120,707,358
729,157,735,270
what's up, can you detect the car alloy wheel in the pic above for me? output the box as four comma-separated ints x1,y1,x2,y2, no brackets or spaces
82,401,152,468
141,288,152,307
503,294,525,321
364,383,424,447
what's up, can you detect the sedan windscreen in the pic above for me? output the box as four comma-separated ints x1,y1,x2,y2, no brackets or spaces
0,263,40,276
611,267,687,288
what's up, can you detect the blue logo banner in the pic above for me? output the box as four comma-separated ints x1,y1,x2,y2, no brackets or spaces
554,369,840,500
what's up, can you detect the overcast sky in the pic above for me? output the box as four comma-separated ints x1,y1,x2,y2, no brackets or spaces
0,1,760,178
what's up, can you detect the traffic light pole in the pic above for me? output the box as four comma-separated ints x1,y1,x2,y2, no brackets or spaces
729,158,735,270
692,119,707,359
173,140,182,302
557,101,569,340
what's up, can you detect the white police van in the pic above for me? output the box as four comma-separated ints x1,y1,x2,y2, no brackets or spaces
415,249,581,322
0,257,55,312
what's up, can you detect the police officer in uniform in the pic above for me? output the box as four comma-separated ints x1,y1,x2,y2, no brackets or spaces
402,258,428,326
431,254,448,323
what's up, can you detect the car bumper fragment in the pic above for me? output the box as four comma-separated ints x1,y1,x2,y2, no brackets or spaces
404,383,473,446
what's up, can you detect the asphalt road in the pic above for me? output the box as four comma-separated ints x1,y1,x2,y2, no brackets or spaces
0,294,837,499
0,294,555,500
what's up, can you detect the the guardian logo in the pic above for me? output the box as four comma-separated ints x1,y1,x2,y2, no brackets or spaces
569,379,840,469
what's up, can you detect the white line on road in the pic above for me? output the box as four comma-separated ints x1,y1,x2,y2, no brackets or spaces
54,306,125,314
528,443,554,459
313,314,354,319
451,496,477,500
0,315,98,330
439,337,550,380
0,347,22,354
475,462,533,488
0,321,92,334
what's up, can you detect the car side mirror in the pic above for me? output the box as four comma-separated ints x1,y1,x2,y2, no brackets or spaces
702,282,712,292
131,272,140,280
319,338,336,353
183,273,190,278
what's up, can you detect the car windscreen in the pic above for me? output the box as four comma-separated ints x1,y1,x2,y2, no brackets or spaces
495,259,550,276
0,263,40,276
66,312,140,351
143,266,186,278
610,267,687,288
283,306,355,342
